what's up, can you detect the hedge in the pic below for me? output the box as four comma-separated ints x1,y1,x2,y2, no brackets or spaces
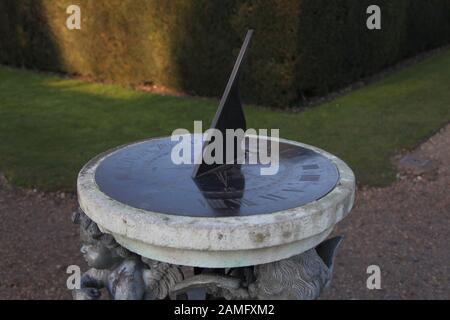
1,0,450,108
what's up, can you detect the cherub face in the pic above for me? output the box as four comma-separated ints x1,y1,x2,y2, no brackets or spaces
81,243,118,269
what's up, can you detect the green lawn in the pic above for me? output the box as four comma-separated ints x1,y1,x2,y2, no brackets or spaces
1,49,450,191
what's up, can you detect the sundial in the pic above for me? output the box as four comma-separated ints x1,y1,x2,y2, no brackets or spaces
75,30,355,300
92,30,339,218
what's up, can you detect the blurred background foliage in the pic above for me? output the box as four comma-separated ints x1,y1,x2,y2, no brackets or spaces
1,0,450,108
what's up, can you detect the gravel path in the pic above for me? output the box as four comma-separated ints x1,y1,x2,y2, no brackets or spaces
323,124,450,300
0,125,448,300
0,186,84,299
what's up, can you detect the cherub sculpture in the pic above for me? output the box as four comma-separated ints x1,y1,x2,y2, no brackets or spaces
170,237,342,300
72,209,184,300
72,209,342,300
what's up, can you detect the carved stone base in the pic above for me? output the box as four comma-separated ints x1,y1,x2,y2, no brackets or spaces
72,208,342,300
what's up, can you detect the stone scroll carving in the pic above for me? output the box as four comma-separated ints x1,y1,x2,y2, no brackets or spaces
72,208,342,300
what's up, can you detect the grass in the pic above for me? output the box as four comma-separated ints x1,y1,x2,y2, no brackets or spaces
1,49,450,191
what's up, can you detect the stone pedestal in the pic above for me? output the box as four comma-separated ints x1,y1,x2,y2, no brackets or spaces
73,138,355,300
73,209,345,300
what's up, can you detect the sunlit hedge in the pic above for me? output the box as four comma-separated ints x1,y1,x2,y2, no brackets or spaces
1,0,449,107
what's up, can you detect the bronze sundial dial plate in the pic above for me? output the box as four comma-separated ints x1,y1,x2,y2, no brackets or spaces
94,136,339,217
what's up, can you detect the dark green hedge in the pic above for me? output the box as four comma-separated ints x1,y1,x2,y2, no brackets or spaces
1,0,450,107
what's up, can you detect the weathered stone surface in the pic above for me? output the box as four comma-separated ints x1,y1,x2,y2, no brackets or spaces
396,153,439,179
77,137,355,268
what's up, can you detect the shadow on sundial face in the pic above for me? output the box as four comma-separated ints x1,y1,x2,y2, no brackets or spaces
94,136,339,217
193,166,246,214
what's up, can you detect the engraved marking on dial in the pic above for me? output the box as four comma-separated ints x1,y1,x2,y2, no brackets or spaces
260,194,287,201
300,175,320,182
227,198,257,207
282,188,304,193
156,142,170,150
302,164,319,170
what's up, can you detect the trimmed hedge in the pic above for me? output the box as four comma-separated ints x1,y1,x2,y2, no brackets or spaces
1,0,450,107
